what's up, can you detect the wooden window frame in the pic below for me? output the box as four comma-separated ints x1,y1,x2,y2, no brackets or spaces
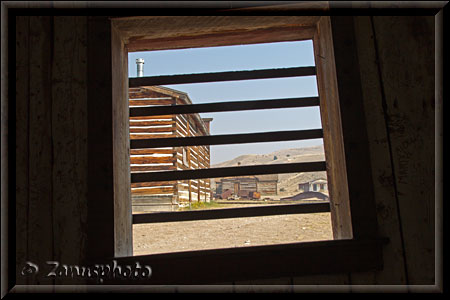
88,14,386,284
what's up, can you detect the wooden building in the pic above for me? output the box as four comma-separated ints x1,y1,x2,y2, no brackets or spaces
129,85,213,211
298,178,328,193
215,174,278,199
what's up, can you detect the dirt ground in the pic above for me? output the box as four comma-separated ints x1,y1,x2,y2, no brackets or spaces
133,203,333,256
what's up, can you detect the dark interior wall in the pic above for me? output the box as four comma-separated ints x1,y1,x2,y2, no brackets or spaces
13,14,437,287
351,15,435,285
15,16,90,285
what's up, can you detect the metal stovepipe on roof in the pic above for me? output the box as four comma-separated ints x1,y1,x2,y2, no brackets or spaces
136,58,144,77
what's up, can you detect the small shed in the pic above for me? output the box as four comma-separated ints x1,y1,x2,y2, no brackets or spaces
214,174,278,198
298,178,328,193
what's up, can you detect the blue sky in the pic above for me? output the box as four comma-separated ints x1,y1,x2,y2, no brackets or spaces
128,40,323,164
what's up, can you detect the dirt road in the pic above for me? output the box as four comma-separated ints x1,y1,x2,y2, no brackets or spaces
133,207,333,256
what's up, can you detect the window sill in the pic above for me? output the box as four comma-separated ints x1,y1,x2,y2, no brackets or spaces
100,237,388,285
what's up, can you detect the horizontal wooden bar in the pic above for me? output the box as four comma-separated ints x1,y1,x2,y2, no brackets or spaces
100,238,386,285
130,96,320,117
131,161,326,182
133,202,330,224
129,66,316,87
131,129,323,148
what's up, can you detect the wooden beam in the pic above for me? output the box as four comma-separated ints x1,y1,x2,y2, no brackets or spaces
130,97,320,117
131,161,326,183
131,129,323,148
127,26,316,52
99,238,385,285
133,202,330,224
129,67,316,87
313,16,352,240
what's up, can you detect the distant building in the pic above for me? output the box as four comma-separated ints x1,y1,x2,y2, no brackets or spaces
298,178,328,193
214,174,278,198
280,178,329,202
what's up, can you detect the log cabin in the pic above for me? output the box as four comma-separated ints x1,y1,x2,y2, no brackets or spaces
129,85,213,211
8,2,442,292
214,174,278,199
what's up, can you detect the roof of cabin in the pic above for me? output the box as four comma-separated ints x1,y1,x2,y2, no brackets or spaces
129,85,210,135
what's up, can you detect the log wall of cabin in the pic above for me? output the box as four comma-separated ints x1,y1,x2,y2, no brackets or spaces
174,113,211,203
129,88,177,200
129,88,211,204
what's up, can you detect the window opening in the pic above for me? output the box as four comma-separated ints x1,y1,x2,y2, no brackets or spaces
128,40,333,255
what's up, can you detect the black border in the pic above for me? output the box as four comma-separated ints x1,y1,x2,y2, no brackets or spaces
2,0,446,295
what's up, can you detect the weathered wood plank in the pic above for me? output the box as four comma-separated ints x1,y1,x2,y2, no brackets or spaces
113,15,321,46
127,26,316,52
112,21,133,257
86,16,116,261
330,15,379,240
313,16,352,240
103,239,384,285
28,16,54,284
371,15,435,285
51,16,89,280
349,15,407,285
